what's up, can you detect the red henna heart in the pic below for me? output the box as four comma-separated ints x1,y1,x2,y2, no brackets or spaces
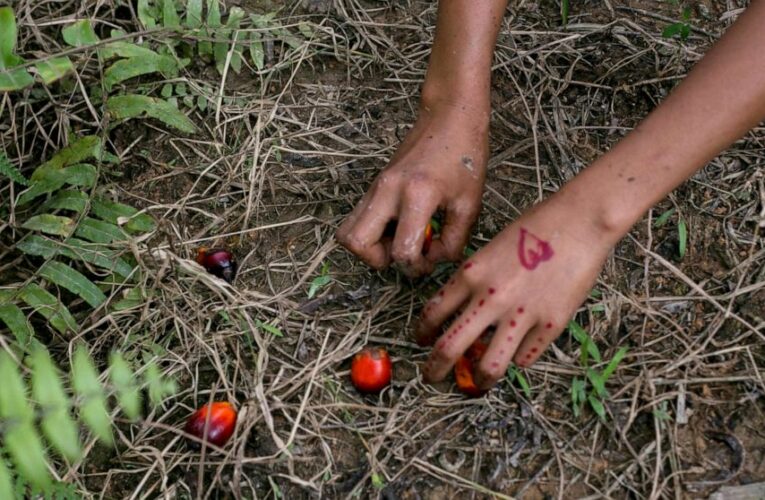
518,228,554,270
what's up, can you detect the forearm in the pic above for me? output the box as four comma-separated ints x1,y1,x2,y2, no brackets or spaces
420,0,509,115
566,0,765,238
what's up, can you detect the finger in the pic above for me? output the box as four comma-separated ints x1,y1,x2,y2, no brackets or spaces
414,275,470,346
336,183,399,269
513,320,562,368
391,189,439,275
473,312,536,390
426,200,479,262
422,294,497,383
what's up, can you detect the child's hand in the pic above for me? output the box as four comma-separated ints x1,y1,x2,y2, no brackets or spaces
336,101,488,276
415,194,618,391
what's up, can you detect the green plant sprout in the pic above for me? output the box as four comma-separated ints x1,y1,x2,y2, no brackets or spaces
568,321,628,421
662,1,693,40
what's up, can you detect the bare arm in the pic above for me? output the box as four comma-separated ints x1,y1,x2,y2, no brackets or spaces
336,0,508,275
573,0,765,238
416,3,765,389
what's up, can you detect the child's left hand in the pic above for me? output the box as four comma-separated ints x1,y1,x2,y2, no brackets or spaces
415,193,618,391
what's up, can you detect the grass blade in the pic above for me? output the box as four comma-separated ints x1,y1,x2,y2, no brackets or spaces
678,219,688,258
106,94,197,134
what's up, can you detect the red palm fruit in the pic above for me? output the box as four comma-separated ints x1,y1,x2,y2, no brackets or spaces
184,402,237,447
454,335,490,397
350,347,393,393
196,248,237,283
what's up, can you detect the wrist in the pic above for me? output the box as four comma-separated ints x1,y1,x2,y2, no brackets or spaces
418,86,491,135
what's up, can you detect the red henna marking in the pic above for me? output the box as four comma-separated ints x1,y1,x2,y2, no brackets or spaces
536,337,543,343
479,299,485,306
448,279,456,285
499,349,505,355
472,311,477,316
506,335,513,342
510,320,517,327
531,347,538,353
525,354,532,359
463,262,473,270
518,228,554,270
439,290,445,296
517,307,524,314
488,287,496,295
546,322,553,329
466,318,471,324
491,361,499,368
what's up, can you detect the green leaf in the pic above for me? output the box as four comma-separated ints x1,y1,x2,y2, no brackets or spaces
91,198,155,233
33,135,102,173
0,352,52,490
0,151,28,185
249,33,265,70
110,287,145,311
186,0,203,28
98,42,160,60
255,319,283,337
681,7,692,21
206,0,221,27
18,164,98,205
162,0,180,28
601,346,628,382
0,302,34,346
0,67,34,91
110,352,141,421
22,214,76,237
75,217,129,244
106,94,197,133
678,219,688,258
71,345,113,445
586,368,607,398
30,347,82,462
680,24,691,40
568,321,601,363
39,261,107,308
662,22,684,38
588,393,607,421
571,377,585,418
144,361,176,406
508,366,531,398
103,54,178,90
371,473,385,489
62,19,100,47
19,283,78,334
307,275,331,298
0,6,19,69
34,57,74,85
0,453,13,500
137,0,158,28
653,208,675,228
40,190,89,213
17,236,135,278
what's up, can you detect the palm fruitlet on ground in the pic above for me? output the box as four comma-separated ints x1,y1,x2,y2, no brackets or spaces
351,347,393,393
196,248,237,283
184,401,237,447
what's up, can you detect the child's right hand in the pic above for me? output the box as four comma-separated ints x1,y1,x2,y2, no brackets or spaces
336,101,489,276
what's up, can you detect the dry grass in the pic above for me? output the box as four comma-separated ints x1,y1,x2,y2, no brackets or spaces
2,0,764,498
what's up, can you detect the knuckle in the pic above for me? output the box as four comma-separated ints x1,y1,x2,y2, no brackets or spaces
431,344,459,365
376,170,398,186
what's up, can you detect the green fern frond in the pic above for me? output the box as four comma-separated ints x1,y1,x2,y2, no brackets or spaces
0,152,28,185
